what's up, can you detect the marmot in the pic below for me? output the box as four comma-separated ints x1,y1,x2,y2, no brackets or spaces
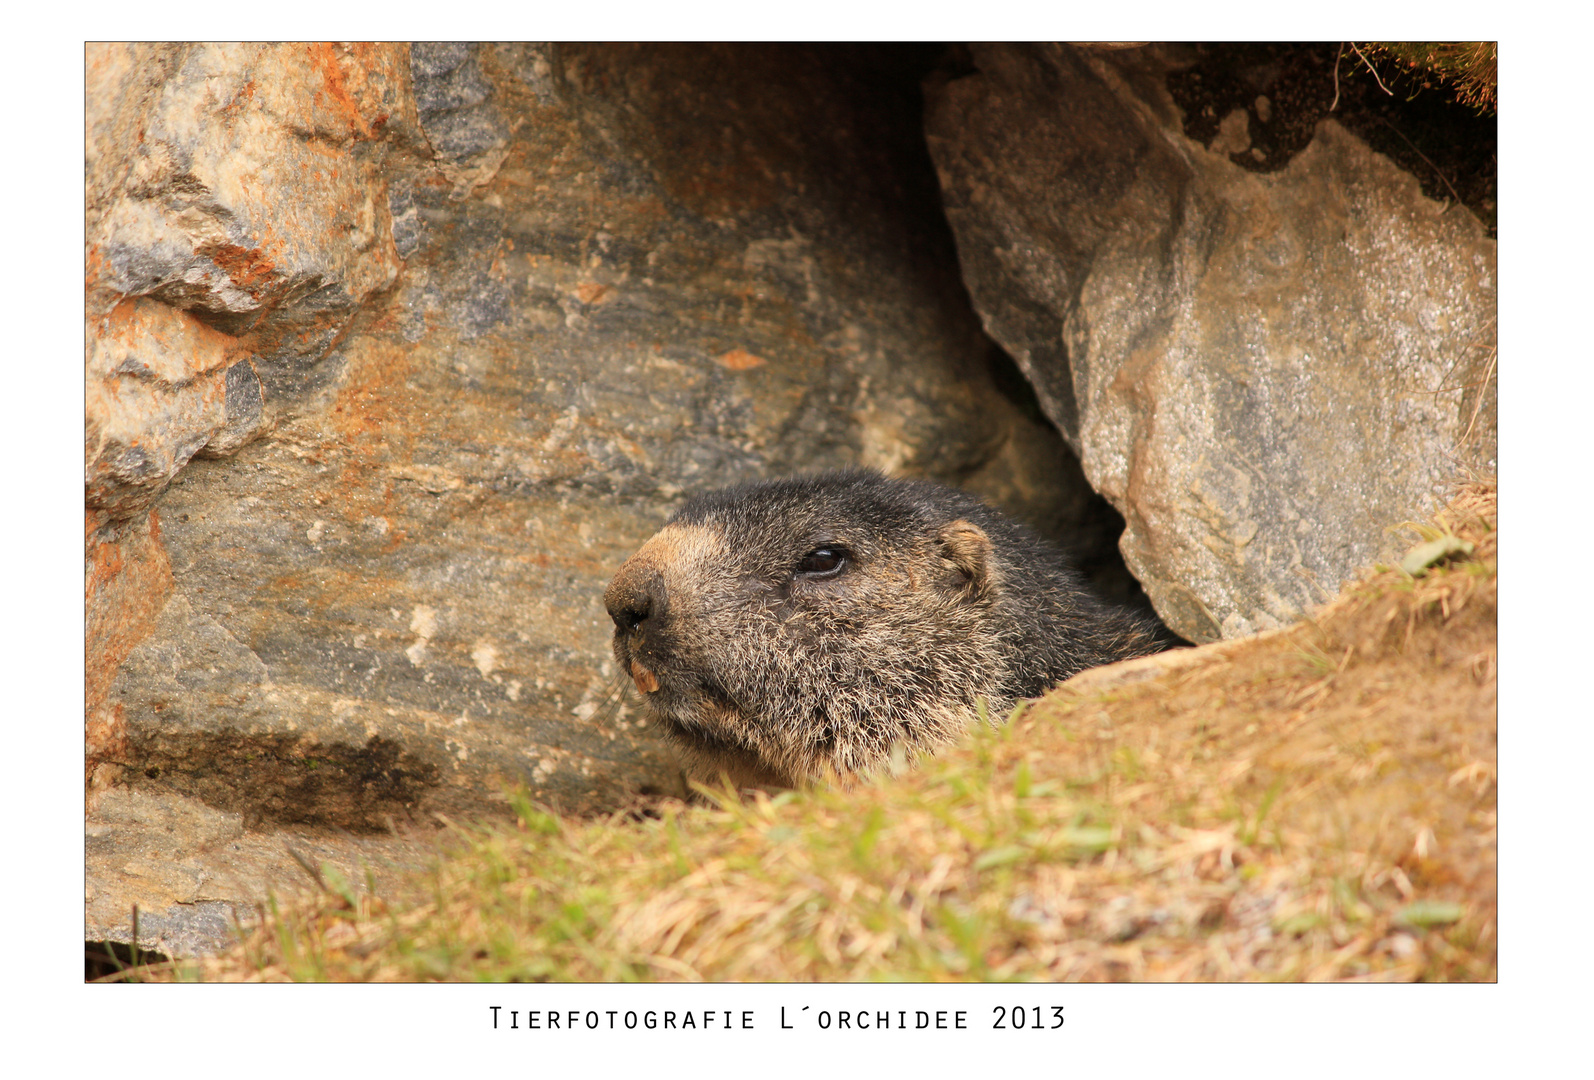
603,469,1174,789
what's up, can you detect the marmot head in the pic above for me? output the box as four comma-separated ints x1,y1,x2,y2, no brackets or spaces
604,470,1014,788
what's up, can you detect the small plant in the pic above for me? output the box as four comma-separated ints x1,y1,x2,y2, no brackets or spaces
1368,42,1497,113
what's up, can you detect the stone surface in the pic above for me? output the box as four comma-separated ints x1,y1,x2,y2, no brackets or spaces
925,44,1497,642
86,43,417,514
85,786,439,958
85,510,173,787
87,43,1117,950
85,42,421,798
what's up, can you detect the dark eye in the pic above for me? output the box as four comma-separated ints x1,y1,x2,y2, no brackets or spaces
796,546,847,576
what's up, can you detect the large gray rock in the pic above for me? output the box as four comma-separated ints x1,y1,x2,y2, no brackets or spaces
86,44,1108,950
925,44,1497,642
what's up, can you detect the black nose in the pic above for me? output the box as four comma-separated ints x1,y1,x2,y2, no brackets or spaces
605,568,666,632
608,594,649,631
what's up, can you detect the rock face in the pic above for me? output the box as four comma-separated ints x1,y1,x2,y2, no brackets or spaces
86,43,418,785
85,43,1103,953
925,44,1497,641
85,44,414,510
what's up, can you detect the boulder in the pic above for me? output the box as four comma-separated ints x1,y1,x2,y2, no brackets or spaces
925,43,1497,641
86,42,415,505
86,43,1103,951
86,42,418,791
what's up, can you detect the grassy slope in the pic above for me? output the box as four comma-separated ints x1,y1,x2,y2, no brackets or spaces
154,484,1496,983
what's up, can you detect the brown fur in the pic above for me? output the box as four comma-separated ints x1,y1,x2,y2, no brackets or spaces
604,470,1174,788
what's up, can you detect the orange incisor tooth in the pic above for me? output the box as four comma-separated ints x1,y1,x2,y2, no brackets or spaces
631,662,661,694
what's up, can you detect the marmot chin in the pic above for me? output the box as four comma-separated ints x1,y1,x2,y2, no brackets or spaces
604,469,1174,789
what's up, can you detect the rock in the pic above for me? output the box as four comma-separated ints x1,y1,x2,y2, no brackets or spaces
86,43,1110,952
925,43,1497,642
85,299,236,520
85,785,438,959
85,510,172,789
409,42,515,197
86,42,418,525
85,41,421,810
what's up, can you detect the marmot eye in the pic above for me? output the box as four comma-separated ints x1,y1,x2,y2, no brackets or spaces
796,547,847,576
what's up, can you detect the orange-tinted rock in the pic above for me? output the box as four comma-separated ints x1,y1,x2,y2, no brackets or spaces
85,509,172,788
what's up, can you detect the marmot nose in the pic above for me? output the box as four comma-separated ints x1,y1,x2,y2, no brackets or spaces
604,567,667,632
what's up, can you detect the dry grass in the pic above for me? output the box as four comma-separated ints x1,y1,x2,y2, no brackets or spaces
160,482,1496,983
1369,42,1498,112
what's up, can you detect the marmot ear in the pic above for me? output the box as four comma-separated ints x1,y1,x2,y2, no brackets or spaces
937,519,992,594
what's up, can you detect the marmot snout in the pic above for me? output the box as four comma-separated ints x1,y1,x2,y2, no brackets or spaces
604,469,1173,789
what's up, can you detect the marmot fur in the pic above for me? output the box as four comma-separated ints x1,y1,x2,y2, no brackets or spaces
604,469,1173,788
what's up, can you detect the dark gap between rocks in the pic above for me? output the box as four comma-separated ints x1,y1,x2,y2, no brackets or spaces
86,940,174,982
1166,42,1496,234
818,43,1172,627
